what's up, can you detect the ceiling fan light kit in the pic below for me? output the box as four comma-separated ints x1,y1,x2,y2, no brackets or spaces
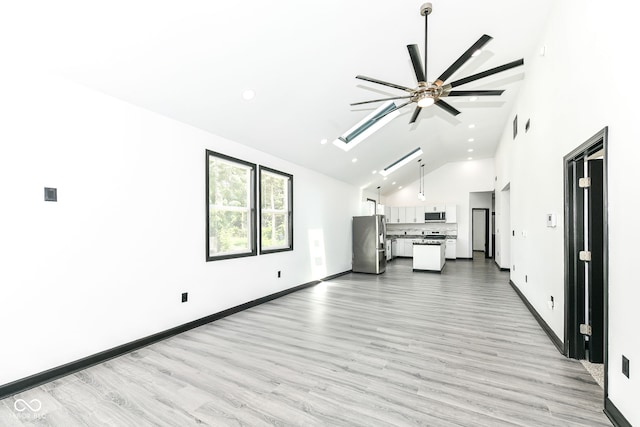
350,2,524,125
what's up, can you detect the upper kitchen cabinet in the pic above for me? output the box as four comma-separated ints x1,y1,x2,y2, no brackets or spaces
445,204,457,223
405,206,416,223
384,206,391,222
415,206,425,223
397,207,407,223
425,203,446,212
389,206,399,223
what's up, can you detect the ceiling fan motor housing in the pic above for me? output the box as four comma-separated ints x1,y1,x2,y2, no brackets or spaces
421,3,433,16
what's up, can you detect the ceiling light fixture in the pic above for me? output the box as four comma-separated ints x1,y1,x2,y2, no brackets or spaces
383,177,388,181
468,148,474,152
333,101,401,152
242,89,255,100
468,157,473,160
372,170,377,174
468,138,475,142
379,147,423,177
392,181,397,185
399,186,403,189
352,158,358,163
468,124,476,129
417,94,435,108
320,138,328,145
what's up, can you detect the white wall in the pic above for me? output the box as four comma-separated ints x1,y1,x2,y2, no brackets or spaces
0,70,360,386
384,159,495,258
493,1,640,423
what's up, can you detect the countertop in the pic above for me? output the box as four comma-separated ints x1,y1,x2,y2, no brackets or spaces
388,234,457,239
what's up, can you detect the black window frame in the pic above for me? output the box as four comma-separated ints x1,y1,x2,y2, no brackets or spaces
205,150,257,262
259,165,293,255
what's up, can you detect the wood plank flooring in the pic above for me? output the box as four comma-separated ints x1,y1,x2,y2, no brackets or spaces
0,255,611,426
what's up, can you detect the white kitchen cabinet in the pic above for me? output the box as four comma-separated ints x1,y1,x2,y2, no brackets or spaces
415,206,425,223
405,206,416,223
445,204,457,223
390,207,399,223
395,239,405,256
405,240,415,257
398,207,407,223
425,203,446,212
384,206,391,223
445,239,457,259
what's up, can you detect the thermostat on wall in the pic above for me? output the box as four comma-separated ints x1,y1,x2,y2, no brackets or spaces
546,213,557,228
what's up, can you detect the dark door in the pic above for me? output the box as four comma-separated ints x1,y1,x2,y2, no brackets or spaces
587,159,604,363
564,129,607,365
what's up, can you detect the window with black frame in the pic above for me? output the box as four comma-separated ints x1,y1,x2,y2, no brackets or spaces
259,166,293,254
206,150,256,261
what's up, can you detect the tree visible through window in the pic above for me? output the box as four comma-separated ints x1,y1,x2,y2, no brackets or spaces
260,167,293,253
206,151,256,261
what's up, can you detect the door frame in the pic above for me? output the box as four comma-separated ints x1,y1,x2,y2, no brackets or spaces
563,127,609,394
472,208,491,258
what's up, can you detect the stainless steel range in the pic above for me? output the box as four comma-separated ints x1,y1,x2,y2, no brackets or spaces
424,231,446,244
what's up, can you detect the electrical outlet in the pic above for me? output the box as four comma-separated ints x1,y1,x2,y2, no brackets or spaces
622,355,630,378
277,271,281,278
181,292,188,303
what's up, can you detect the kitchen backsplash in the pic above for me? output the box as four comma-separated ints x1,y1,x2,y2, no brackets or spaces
387,222,457,236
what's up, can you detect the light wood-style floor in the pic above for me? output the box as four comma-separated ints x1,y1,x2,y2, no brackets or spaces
0,255,611,426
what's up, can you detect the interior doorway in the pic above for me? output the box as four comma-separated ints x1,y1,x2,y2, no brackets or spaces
472,208,490,258
564,127,608,393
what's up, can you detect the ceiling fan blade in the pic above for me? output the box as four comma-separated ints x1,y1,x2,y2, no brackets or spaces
356,75,414,92
448,59,524,88
434,99,461,116
409,106,423,124
435,34,493,86
443,90,505,97
350,95,413,106
407,44,426,83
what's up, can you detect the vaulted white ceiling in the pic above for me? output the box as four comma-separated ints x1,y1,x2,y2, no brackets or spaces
5,0,555,194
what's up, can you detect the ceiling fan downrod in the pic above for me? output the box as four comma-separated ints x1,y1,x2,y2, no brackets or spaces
421,3,432,83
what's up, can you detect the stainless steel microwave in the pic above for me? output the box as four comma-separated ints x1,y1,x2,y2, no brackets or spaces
425,211,446,222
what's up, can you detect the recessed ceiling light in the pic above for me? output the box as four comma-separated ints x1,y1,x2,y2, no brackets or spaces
468,124,476,129
392,181,396,185
352,158,358,163
470,96,478,102
468,138,475,142
372,170,377,174
467,157,473,161
383,177,388,181
242,89,255,100
399,186,403,189
320,138,328,145
468,148,474,152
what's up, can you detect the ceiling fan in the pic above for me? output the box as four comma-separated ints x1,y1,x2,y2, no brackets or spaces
352,2,524,124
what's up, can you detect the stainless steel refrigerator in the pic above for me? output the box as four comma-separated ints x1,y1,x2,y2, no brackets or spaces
352,215,386,274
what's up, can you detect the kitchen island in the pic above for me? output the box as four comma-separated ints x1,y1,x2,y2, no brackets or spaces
413,242,446,272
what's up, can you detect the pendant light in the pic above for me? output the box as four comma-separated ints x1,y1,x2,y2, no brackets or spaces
418,160,426,201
